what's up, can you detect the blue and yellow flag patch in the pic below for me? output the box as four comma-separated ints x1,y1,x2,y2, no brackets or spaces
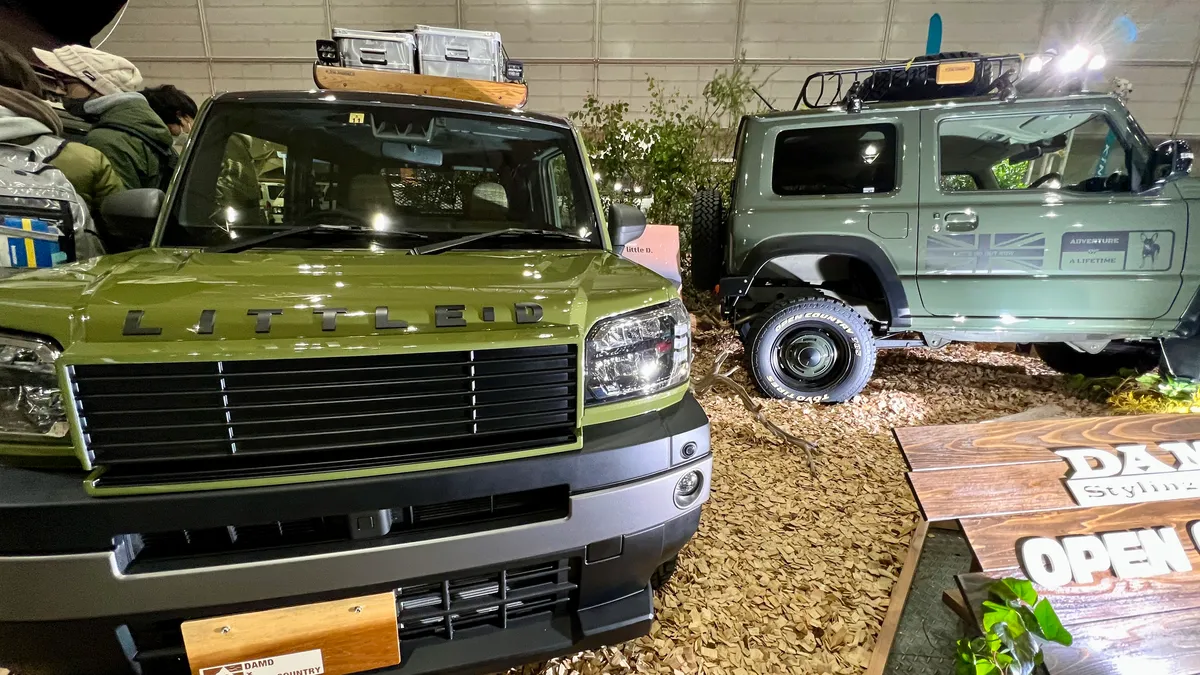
0,216,64,270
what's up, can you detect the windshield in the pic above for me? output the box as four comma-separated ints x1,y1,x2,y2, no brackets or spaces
161,101,602,250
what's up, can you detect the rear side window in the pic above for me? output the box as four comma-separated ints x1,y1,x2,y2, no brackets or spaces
772,124,897,197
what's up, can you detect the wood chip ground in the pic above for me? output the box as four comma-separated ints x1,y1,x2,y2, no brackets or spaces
510,329,1106,675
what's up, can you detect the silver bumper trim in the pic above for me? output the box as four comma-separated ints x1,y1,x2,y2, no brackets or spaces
0,458,711,622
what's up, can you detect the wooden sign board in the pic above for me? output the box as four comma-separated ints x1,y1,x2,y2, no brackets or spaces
894,414,1200,675
182,592,400,675
935,61,977,85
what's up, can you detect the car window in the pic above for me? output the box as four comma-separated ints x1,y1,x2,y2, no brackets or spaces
546,152,576,230
772,123,898,197
941,174,980,191
163,102,600,249
939,112,1132,193
214,133,287,229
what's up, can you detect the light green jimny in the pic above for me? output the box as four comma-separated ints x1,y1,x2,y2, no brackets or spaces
693,52,1200,402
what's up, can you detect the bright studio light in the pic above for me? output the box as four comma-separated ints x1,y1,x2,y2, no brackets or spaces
1058,46,1091,73
1088,54,1107,71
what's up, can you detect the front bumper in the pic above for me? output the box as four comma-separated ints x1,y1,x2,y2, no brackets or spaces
0,395,710,675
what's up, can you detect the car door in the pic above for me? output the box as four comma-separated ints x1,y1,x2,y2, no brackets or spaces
916,101,1186,321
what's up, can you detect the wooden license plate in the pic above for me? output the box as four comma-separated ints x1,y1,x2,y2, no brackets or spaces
181,592,400,675
936,61,977,85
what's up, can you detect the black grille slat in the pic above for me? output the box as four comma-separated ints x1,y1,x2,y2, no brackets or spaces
125,487,568,568
397,559,575,641
72,345,578,484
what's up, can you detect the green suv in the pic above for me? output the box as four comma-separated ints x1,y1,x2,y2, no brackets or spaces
692,54,1198,402
0,90,709,674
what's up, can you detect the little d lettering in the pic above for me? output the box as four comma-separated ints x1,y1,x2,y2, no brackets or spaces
122,303,543,336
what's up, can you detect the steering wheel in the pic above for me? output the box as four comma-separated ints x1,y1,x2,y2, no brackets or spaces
1028,172,1063,189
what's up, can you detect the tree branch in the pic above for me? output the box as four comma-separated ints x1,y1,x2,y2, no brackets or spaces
691,347,819,474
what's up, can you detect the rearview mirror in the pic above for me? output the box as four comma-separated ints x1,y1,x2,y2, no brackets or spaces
382,142,443,166
100,188,164,252
607,203,646,251
1150,139,1194,186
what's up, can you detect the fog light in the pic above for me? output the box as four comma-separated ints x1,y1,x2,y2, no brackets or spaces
674,470,704,508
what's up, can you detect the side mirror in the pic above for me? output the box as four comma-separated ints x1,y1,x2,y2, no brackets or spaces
100,188,164,251
1150,139,1194,186
607,203,646,251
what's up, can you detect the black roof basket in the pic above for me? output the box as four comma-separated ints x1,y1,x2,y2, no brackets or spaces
795,52,1066,111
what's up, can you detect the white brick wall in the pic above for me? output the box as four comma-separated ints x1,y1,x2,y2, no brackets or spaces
600,0,737,59
99,0,206,59
93,0,1200,135
465,0,594,58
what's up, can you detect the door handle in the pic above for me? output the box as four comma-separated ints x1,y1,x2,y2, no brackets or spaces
944,211,979,232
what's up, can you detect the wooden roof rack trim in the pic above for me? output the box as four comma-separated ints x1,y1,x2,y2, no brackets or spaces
313,65,529,109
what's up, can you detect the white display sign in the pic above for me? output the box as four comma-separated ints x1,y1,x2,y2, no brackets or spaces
1055,441,1200,506
200,649,325,675
1020,526,1193,588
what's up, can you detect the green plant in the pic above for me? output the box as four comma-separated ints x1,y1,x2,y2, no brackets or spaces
956,578,1072,675
1065,370,1200,413
570,63,772,253
992,159,1031,189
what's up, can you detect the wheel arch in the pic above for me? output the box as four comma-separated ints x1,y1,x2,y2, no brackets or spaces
724,235,911,328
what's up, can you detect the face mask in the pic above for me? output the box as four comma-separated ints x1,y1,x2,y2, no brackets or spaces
172,131,189,154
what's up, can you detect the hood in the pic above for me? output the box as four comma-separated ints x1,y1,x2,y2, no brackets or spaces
86,93,173,148
0,248,676,358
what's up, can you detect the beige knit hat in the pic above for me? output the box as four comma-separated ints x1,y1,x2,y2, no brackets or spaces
32,45,143,96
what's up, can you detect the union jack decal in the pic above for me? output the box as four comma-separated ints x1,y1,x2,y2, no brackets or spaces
925,232,1046,273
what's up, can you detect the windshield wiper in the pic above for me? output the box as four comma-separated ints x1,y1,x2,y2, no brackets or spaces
206,224,432,254
411,228,592,255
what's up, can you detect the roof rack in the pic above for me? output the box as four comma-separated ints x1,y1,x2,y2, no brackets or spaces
313,65,529,108
795,52,1070,112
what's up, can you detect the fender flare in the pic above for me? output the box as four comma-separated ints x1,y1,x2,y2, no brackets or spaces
721,235,911,328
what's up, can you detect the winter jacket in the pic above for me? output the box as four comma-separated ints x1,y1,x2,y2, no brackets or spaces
0,88,124,212
49,135,125,213
0,88,113,261
83,92,175,191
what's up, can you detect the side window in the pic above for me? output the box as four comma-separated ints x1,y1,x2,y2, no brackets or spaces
939,112,1131,193
546,153,575,229
772,124,898,197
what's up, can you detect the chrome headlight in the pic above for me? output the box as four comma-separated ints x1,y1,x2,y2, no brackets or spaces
0,335,67,439
585,300,690,404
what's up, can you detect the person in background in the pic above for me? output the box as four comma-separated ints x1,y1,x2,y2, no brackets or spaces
32,45,174,191
0,41,121,258
142,84,196,153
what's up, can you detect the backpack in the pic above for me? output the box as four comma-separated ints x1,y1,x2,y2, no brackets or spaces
92,120,178,192
0,136,84,277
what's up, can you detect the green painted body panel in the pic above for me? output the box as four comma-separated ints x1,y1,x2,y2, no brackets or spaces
0,100,688,491
730,93,1199,340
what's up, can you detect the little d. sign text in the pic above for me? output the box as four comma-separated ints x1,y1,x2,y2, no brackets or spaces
1055,441,1200,506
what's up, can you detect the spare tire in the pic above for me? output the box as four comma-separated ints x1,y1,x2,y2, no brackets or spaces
690,190,725,291
859,51,985,102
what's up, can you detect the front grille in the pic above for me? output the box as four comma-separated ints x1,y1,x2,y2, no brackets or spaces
125,486,568,569
125,558,577,671
71,345,578,486
398,559,575,640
